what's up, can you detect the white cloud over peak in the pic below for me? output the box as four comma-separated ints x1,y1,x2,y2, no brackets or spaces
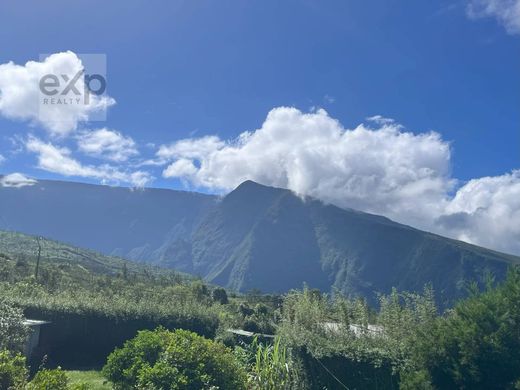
467,0,520,34
161,107,453,228
0,173,37,188
77,128,139,162
158,107,520,255
26,137,151,187
0,51,115,136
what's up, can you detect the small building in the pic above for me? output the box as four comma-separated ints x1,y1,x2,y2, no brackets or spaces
23,319,50,359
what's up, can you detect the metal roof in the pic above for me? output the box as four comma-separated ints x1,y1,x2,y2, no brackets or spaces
23,319,51,326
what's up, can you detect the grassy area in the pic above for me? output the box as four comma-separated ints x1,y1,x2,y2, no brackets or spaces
66,371,111,390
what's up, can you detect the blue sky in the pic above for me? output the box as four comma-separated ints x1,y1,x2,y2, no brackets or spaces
0,0,519,254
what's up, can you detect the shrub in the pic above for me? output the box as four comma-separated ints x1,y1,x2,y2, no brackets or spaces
0,350,27,390
28,367,69,390
103,328,247,389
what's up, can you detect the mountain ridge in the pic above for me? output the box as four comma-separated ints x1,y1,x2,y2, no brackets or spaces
1,176,518,304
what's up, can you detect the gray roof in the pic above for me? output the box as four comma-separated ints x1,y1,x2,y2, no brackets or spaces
23,319,51,326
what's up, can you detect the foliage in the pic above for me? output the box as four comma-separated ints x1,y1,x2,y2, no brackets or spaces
0,350,27,390
0,299,29,353
235,336,294,390
28,367,69,390
277,285,437,388
211,287,228,305
103,327,247,389
413,267,520,389
0,252,222,332
66,371,109,390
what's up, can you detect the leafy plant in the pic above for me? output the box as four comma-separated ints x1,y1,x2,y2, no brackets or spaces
0,350,27,390
28,367,69,390
0,299,29,353
103,327,247,389
249,337,291,390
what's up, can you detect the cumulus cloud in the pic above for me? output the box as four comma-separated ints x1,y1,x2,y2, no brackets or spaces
438,171,520,254
77,128,139,162
158,107,520,255
467,0,520,34
0,173,37,188
0,51,115,136
26,137,151,187
161,107,453,228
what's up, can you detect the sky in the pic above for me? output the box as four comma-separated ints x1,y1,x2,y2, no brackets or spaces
0,0,519,254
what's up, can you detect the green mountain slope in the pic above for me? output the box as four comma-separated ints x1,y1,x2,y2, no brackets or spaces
182,181,519,304
0,230,184,280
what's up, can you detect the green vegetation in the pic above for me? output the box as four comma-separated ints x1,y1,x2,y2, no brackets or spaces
0,299,29,353
1,229,519,388
66,371,110,390
28,368,70,390
103,328,247,390
409,269,520,389
276,268,520,389
235,336,295,389
0,350,27,389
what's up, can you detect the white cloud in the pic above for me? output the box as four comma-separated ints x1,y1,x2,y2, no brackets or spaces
77,128,138,162
158,136,225,162
438,170,520,254
366,115,396,126
0,173,37,188
158,107,520,255
163,158,199,178
467,0,520,34
26,137,152,187
0,154,5,165
0,51,115,136
161,107,453,228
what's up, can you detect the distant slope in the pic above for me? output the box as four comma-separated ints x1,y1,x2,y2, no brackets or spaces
0,229,180,278
0,178,216,261
1,178,518,304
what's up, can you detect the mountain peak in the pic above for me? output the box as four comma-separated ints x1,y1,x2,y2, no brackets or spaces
223,180,287,210
234,180,272,190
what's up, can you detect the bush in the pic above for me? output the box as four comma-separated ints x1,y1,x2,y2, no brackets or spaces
103,328,247,389
0,299,29,352
0,350,27,390
28,367,69,390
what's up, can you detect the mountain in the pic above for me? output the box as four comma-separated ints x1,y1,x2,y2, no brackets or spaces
1,177,518,303
0,178,216,262
186,181,519,304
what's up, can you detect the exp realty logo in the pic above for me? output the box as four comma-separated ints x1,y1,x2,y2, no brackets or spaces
38,53,108,120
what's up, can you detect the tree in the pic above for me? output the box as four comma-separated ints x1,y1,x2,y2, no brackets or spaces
211,287,228,304
103,328,247,389
416,267,520,389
